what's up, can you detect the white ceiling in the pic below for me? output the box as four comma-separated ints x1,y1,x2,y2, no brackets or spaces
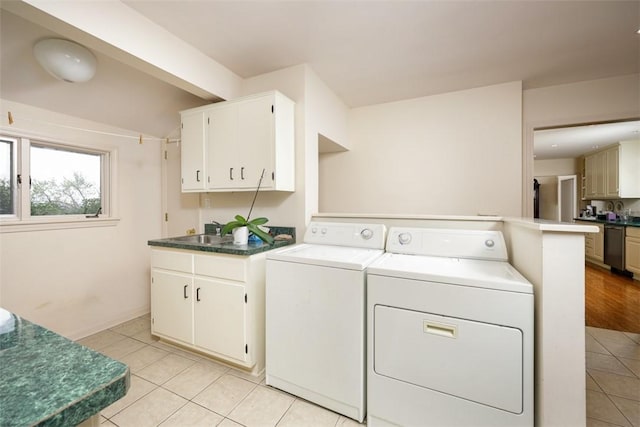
534,120,640,160
122,0,639,108
1,1,639,145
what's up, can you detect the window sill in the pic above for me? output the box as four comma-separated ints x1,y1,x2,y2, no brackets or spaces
0,217,120,233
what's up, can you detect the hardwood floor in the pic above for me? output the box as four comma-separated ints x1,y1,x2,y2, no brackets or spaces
585,264,640,333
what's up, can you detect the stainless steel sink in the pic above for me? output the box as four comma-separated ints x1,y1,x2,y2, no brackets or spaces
170,234,232,245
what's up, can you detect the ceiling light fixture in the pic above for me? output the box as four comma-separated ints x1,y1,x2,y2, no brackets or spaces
551,144,558,148
33,38,97,83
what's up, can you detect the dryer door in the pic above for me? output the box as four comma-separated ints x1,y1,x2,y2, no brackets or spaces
374,305,523,414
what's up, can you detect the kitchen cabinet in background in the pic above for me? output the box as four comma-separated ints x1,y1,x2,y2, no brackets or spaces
150,248,266,374
180,90,295,193
626,227,640,277
578,221,604,263
584,140,640,200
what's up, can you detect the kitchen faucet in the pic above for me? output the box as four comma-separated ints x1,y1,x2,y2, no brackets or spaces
210,220,223,236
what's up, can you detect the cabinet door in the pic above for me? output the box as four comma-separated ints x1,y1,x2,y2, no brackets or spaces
585,154,595,198
151,270,193,344
595,151,606,198
180,111,207,191
594,225,605,262
237,95,274,189
605,146,619,198
626,237,640,274
208,105,238,189
194,277,247,362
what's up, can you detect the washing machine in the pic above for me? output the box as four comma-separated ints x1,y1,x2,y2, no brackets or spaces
266,221,386,422
367,227,534,427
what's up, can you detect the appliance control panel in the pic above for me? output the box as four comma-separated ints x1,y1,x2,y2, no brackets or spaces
304,221,387,249
386,227,508,261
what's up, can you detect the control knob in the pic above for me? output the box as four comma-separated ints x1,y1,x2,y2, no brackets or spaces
398,232,412,245
360,228,374,240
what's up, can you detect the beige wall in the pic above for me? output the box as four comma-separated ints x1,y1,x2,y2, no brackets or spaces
319,81,523,216
522,73,640,216
534,158,579,221
0,100,161,338
198,64,350,233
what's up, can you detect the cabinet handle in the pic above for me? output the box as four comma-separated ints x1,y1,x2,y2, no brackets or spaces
241,167,245,180
183,285,188,299
229,168,234,180
196,170,201,182
196,287,201,302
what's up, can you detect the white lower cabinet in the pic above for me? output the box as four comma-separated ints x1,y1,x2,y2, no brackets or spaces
193,277,246,362
626,227,640,276
150,248,266,374
151,270,193,345
578,221,604,263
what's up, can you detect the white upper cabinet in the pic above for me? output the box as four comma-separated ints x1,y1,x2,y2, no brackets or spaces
584,140,640,200
180,91,295,193
180,110,208,191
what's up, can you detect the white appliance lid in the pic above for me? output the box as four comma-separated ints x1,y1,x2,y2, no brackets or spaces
267,243,384,270
385,227,508,261
303,222,386,249
367,253,533,294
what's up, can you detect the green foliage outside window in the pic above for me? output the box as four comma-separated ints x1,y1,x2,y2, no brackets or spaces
31,172,100,216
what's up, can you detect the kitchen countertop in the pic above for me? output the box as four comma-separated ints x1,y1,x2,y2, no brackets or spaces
574,218,640,228
148,226,296,256
0,309,129,427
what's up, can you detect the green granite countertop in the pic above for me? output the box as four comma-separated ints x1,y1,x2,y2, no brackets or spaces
0,310,129,427
148,226,296,256
574,217,640,228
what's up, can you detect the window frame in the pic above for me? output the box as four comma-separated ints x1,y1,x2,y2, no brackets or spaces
0,136,18,218
0,133,119,233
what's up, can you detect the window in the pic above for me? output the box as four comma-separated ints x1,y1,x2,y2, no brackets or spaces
0,138,16,215
30,144,102,216
0,135,114,229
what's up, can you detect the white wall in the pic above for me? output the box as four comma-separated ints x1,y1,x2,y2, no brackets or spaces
198,64,350,234
319,81,523,216
522,73,640,216
534,158,578,221
503,220,589,427
197,65,308,233
0,100,160,339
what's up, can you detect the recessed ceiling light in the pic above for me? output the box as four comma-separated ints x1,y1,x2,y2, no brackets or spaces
592,145,599,149
551,144,558,148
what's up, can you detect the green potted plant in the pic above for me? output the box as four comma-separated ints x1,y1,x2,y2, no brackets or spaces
221,214,274,245
220,169,274,245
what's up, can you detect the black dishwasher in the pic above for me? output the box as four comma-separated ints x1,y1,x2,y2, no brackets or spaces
604,225,626,272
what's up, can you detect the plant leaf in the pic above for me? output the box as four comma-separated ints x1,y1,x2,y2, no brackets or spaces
234,214,247,223
248,217,268,226
221,220,243,236
247,223,274,245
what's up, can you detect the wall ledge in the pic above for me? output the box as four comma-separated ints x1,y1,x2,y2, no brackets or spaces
503,217,599,233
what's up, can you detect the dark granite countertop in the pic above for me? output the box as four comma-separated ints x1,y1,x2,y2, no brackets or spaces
0,310,129,427
148,226,296,256
574,217,640,228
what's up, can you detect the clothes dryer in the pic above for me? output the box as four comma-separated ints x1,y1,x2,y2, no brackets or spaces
367,227,534,426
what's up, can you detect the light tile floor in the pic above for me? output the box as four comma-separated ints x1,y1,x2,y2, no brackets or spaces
78,315,361,427
586,327,640,427
78,315,640,427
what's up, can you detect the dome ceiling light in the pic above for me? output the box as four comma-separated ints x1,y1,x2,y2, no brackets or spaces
33,38,97,83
